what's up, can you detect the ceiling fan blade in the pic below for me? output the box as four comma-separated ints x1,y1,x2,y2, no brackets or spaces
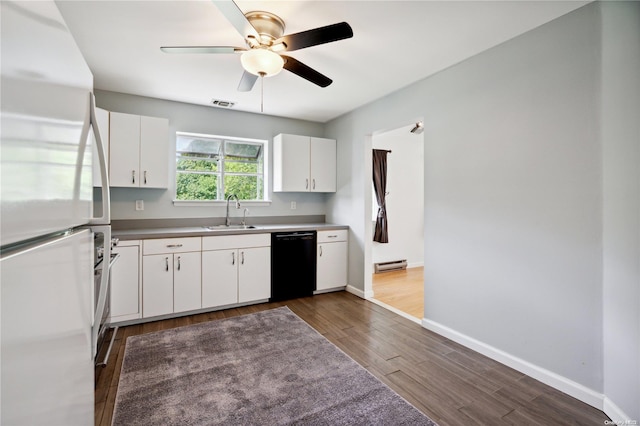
237,71,258,92
282,55,332,88
211,0,259,40
160,46,245,54
275,22,353,52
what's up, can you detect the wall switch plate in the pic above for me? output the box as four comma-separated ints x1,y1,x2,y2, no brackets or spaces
291,201,296,210
135,200,144,211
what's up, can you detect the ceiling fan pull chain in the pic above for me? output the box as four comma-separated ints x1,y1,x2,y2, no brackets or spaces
259,71,265,113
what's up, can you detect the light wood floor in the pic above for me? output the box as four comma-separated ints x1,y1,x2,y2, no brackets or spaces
372,266,424,319
96,291,609,426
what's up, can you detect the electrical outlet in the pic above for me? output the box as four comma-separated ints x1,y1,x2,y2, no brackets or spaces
135,200,144,211
291,201,296,210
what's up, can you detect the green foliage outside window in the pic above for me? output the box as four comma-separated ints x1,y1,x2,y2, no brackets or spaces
175,134,265,201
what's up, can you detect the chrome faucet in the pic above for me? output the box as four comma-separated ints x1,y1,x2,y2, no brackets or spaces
225,194,240,226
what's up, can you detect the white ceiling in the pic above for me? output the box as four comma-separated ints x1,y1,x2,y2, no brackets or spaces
57,1,588,123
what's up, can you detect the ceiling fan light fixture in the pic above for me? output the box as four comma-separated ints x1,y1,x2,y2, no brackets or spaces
241,49,284,77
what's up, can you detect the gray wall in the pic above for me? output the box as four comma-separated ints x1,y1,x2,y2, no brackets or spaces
601,1,640,421
423,2,602,393
95,90,326,220
326,1,625,410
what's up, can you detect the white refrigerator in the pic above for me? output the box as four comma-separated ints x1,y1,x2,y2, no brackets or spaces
0,1,110,424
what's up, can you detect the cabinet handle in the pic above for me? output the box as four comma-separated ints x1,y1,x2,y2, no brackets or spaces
166,244,183,248
177,256,181,271
241,251,245,265
132,170,136,184
305,178,309,189
232,251,235,265
319,245,323,257
165,257,169,271
313,179,316,190
144,170,147,184
327,235,338,239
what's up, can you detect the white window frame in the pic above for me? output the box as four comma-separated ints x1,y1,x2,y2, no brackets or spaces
173,131,270,206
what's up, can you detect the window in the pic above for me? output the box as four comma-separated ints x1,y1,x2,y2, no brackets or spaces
175,132,266,201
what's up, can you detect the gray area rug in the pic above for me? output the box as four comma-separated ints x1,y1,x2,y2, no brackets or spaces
112,306,437,425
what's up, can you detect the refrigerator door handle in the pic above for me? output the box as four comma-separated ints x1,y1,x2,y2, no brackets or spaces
88,92,111,225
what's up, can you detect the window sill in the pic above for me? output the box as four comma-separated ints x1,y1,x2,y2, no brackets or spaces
173,200,272,207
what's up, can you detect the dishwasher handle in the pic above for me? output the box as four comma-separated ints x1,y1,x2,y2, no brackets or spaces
274,232,316,238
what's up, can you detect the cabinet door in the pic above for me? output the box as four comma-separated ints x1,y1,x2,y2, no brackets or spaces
310,137,336,192
109,112,140,187
110,244,140,320
142,254,173,317
139,116,169,188
202,249,238,308
238,246,271,303
173,251,201,313
317,241,347,291
274,134,310,192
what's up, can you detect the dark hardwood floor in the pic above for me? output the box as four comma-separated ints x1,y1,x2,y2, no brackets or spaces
95,291,609,426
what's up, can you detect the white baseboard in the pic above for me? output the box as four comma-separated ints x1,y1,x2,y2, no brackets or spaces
421,318,605,411
603,396,633,423
346,285,373,299
407,261,424,269
368,298,420,324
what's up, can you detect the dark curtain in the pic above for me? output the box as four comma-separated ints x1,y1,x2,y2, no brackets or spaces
372,149,389,243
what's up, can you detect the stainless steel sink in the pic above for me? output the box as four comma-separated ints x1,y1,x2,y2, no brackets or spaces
202,225,257,231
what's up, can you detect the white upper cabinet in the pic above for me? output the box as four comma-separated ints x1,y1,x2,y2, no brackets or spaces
109,112,139,187
273,134,336,192
109,112,169,188
140,116,169,188
310,137,337,192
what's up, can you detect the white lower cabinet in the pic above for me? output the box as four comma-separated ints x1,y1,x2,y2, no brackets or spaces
125,228,345,322
110,240,141,322
317,230,348,292
173,251,202,312
202,234,271,309
202,249,237,308
142,254,174,317
142,237,201,318
238,246,271,303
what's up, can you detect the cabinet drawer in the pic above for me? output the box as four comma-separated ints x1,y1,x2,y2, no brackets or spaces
143,237,201,255
202,233,270,251
115,239,140,248
317,230,348,243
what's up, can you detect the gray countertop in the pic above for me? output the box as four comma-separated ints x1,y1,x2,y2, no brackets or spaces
113,223,348,240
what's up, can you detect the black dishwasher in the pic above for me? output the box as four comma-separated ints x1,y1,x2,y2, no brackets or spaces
271,231,317,302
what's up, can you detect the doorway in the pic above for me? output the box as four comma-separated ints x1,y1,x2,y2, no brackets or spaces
367,122,425,322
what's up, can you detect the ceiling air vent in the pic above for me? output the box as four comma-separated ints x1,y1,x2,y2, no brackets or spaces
210,99,235,108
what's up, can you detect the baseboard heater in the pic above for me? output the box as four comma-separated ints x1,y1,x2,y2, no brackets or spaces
374,259,407,273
